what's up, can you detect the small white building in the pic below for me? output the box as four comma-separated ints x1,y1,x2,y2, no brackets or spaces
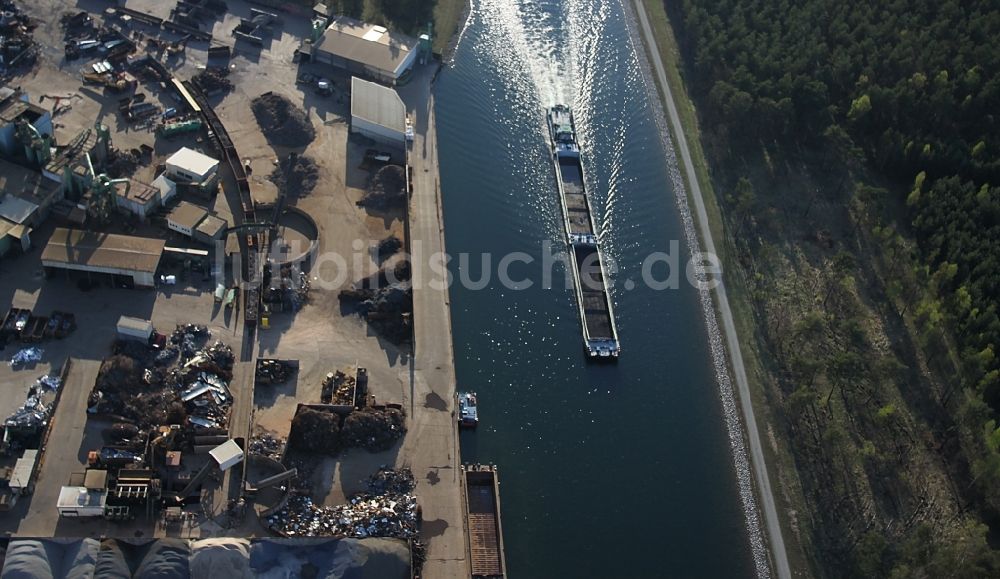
351,76,406,148
165,147,219,184
167,201,208,237
57,486,107,518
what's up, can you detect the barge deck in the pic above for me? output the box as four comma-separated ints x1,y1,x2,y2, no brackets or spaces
463,464,507,579
547,105,620,359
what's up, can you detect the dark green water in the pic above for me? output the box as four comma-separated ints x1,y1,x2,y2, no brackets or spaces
436,1,755,576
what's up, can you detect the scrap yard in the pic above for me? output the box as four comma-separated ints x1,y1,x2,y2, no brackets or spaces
0,0,501,577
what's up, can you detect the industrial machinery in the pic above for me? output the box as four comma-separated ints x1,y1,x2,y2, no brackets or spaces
15,118,52,166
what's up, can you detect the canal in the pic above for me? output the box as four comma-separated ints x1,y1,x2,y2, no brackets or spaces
435,0,756,576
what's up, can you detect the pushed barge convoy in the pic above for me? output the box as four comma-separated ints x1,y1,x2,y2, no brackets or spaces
547,105,620,359
463,464,507,579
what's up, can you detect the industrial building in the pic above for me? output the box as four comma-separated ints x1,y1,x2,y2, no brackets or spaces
41,228,166,288
167,201,207,237
0,158,63,257
308,17,419,85
195,214,227,244
0,86,53,159
167,201,228,245
114,179,161,220
152,174,178,205
165,147,219,184
57,485,107,518
351,77,407,148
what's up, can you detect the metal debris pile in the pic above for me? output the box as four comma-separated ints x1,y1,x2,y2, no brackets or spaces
89,333,233,429
266,468,418,539
173,341,235,429
321,371,355,405
36,374,61,391
366,467,416,495
256,359,294,385
5,393,51,432
263,265,310,312
158,324,210,363
0,1,36,74
192,67,233,95
8,347,42,368
250,431,285,460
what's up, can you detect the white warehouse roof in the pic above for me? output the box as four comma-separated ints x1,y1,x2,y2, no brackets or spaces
166,147,219,177
351,77,406,134
210,439,244,471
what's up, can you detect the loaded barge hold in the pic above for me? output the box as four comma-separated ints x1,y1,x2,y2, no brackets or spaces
547,105,621,359
462,464,507,579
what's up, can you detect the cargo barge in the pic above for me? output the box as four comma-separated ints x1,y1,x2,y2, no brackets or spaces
547,105,620,359
462,464,507,579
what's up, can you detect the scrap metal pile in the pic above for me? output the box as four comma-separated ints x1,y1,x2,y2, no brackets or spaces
263,265,310,313
8,347,42,368
155,324,210,365
321,371,355,405
266,468,418,539
192,67,232,95
170,341,235,430
250,431,285,460
5,376,58,432
0,1,36,75
89,328,234,429
255,359,294,385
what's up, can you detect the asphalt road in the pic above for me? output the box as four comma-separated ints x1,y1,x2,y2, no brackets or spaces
631,1,792,578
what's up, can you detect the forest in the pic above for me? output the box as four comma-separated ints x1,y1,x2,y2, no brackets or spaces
663,0,1000,576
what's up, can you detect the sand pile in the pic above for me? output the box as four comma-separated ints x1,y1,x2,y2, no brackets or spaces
251,92,315,148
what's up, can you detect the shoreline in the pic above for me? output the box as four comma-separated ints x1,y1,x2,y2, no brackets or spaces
625,1,790,577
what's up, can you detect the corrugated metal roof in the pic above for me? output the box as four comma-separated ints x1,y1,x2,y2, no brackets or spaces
317,16,416,75
41,228,166,274
351,77,406,133
166,147,219,178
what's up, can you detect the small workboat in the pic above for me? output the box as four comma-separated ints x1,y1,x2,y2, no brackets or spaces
458,392,479,428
